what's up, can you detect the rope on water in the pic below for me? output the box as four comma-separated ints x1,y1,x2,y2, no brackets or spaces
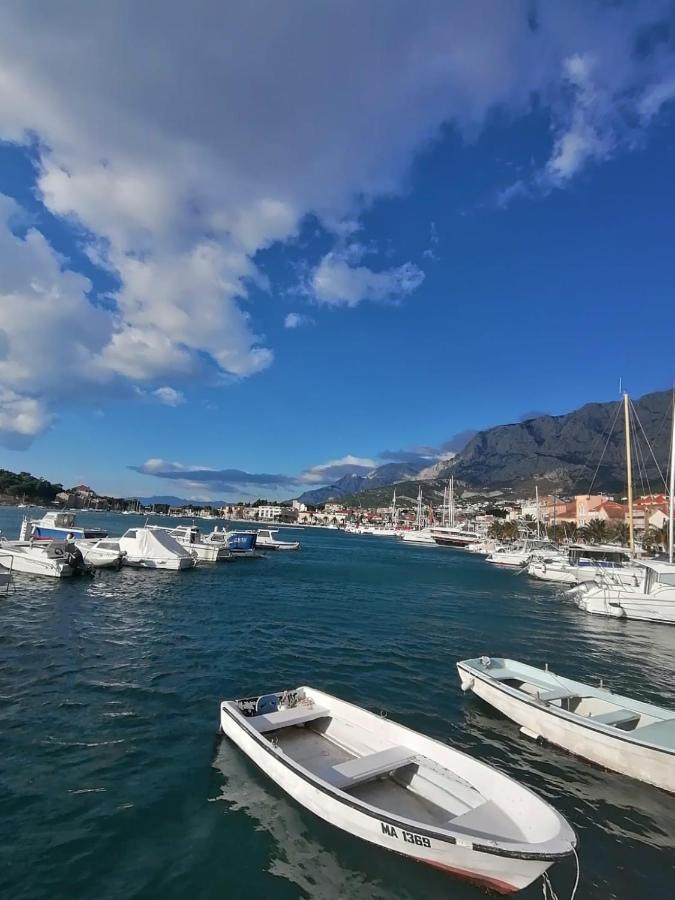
542,847,580,900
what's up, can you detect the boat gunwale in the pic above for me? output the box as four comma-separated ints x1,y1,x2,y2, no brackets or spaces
457,659,675,756
220,692,575,861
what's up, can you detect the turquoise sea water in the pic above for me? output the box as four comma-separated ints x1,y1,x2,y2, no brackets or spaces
1,508,674,900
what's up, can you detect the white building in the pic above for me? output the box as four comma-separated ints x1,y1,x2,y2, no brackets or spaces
256,505,283,521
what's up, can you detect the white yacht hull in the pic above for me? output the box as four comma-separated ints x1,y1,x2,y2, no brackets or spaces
457,661,674,792
574,587,675,624
401,529,436,544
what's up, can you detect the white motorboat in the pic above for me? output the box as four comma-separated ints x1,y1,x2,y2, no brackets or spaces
204,528,259,556
255,529,300,551
19,510,107,541
401,527,436,544
118,527,197,570
75,538,126,569
487,541,559,569
220,685,575,893
571,560,675,624
160,525,232,561
0,539,88,578
457,657,675,793
432,526,480,548
528,544,642,586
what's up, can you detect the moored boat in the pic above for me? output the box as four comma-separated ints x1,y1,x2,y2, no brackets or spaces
118,527,197,570
0,539,88,578
19,510,107,542
204,527,259,556
75,538,126,569
457,656,675,792
160,525,232,561
219,685,576,893
255,528,300,551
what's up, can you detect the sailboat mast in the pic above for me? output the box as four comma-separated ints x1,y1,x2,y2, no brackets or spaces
623,392,634,554
535,485,541,540
668,396,675,565
392,488,397,526
449,478,455,528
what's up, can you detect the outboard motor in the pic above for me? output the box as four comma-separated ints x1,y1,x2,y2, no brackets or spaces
64,539,94,577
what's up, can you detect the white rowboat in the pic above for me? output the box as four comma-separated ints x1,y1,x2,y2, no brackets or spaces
457,657,675,793
219,685,575,893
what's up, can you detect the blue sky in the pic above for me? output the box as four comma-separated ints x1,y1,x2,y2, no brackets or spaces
1,2,674,500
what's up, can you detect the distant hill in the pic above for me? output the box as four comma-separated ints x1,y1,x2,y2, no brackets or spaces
0,469,63,504
447,389,671,494
330,389,673,507
297,461,425,504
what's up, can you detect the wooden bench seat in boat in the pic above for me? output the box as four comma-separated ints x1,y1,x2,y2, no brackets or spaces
632,718,675,749
249,705,330,734
537,687,574,703
327,745,418,790
588,709,640,728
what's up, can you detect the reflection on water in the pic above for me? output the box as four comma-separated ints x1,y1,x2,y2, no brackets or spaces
1,507,674,900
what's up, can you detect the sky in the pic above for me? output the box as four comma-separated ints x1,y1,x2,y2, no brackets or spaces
1,1,675,501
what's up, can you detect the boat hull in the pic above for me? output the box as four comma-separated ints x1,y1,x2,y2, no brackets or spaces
0,547,72,578
122,556,195,570
575,588,675,624
457,663,675,792
219,695,569,893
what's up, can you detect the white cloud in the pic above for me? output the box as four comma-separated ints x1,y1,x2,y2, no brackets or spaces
284,312,314,329
152,386,185,407
0,2,674,440
299,455,376,484
312,252,425,307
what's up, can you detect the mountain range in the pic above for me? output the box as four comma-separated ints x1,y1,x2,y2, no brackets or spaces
299,389,673,506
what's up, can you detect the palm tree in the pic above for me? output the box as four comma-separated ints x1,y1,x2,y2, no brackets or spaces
610,522,629,546
584,517,609,545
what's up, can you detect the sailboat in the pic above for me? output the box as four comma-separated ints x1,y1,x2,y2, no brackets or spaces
431,477,478,548
573,392,675,624
401,486,436,544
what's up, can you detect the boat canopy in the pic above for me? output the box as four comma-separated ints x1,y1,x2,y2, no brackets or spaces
121,528,190,559
568,543,631,564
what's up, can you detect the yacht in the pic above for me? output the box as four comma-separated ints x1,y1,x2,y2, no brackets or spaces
401,527,436,544
486,540,559,569
572,561,675,624
20,510,107,542
528,543,642,585
570,392,675,625
431,477,478,548
118,528,197,570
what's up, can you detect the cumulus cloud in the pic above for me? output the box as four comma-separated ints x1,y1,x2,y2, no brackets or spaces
152,387,185,407
284,312,314,329
312,251,425,307
1,1,675,439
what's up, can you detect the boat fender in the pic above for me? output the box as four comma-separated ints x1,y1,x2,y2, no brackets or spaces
460,677,474,692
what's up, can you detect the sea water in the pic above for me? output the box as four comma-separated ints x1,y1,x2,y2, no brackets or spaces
1,508,673,899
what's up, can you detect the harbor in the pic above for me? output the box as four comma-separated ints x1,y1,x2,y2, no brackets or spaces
1,504,674,899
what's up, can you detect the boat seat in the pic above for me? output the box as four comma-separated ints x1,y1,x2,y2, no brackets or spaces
249,705,330,734
537,687,574,703
633,719,675,750
588,709,640,728
327,745,417,790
